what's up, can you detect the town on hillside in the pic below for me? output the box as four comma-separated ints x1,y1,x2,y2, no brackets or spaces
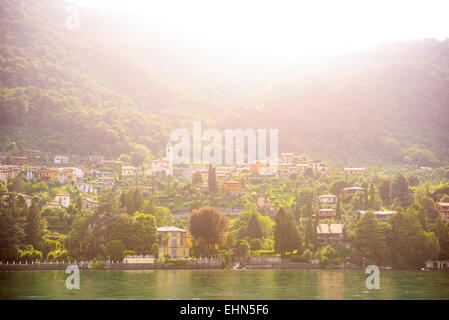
1,146,449,271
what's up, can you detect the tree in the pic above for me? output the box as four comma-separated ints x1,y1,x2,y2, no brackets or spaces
153,206,173,227
352,212,390,265
363,187,369,210
329,180,349,196
377,177,391,206
110,214,139,251
132,188,144,213
11,176,25,193
66,212,101,260
0,205,22,260
335,199,342,220
318,245,340,267
303,167,314,179
192,172,203,185
419,197,438,220
246,212,263,239
232,203,273,239
208,165,218,193
388,209,439,268
134,213,158,254
250,238,263,250
189,206,229,255
0,181,8,197
351,191,365,211
24,202,45,249
406,174,420,187
390,173,410,208
105,240,126,261
435,219,449,260
143,196,157,215
273,208,301,255
368,183,376,209
303,217,317,250
234,239,250,256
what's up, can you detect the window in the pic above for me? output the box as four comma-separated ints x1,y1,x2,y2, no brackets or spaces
171,239,177,247
172,232,177,237
172,250,177,258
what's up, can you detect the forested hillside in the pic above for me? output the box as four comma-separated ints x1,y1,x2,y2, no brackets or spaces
1,0,448,166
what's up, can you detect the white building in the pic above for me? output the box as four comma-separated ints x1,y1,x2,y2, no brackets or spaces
54,193,70,208
122,166,139,176
148,145,173,176
358,210,396,221
316,194,338,204
67,167,85,180
77,183,97,193
97,176,116,188
344,168,366,175
54,155,69,165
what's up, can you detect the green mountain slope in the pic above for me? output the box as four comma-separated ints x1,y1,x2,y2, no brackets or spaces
0,0,448,166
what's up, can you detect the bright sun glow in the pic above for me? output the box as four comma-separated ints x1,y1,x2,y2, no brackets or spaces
69,0,449,61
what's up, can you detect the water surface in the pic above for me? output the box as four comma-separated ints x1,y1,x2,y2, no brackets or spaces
1,269,448,299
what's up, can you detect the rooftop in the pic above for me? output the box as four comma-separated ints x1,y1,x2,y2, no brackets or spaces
157,226,187,233
317,223,344,234
359,210,396,215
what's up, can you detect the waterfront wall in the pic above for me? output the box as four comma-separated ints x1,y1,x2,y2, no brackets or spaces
0,261,222,271
0,263,89,271
105,262,222,270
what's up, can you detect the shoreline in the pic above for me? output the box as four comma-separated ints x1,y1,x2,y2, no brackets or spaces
0,263,426,271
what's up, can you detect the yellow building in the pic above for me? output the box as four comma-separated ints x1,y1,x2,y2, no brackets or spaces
41,168,59,181
223,180,242,195
157,226,191,258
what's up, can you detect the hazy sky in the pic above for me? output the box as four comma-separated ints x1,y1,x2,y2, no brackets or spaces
68,0,449,61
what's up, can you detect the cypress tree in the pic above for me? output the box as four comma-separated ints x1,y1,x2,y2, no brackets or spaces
208,165,218,193
390,173,410,207
247,212,263,239
336,198,341,220
24,202,44,249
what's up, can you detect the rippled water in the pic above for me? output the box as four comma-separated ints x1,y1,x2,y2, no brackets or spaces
0,269,448,300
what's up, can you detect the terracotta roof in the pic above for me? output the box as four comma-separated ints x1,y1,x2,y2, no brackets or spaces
317,223,344,234
17,193,31,199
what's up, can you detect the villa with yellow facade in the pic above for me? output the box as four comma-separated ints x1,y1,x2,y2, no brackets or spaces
157,226,192,258
223,180,242,195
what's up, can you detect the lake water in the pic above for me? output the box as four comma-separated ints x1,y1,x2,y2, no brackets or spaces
1,269,448,300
